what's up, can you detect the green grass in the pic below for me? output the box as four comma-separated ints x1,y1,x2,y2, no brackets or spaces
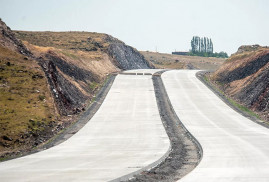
203,75,209,82
0,156,9,162
227,97,260,118
89,81,99,90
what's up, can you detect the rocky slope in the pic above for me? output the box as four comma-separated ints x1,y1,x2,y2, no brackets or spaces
0,19,152,159
15,31,152,70
0,19,59,157
212,45,269,121
15,31,152,115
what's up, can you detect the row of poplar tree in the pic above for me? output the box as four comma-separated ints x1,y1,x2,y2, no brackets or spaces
191,36,213,53
189,36,228,58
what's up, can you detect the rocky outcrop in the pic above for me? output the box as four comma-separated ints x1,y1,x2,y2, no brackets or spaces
39,52,99,115
13,29,153,115
15,31,153,70
107,41,151,70
13,31,153,114
236,44,261,54
238,66,269,111
212,45,269,120
215,50,269,83
87,34,152,70
0,19,31,56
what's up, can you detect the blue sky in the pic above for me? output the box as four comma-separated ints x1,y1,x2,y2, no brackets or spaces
0,0,268,55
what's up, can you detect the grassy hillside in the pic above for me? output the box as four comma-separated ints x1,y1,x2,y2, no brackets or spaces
141,51,225,70
15,31,111,50
0,45,58,157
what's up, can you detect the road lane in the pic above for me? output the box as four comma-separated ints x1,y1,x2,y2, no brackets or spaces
162,70,269,182
0,72,169,182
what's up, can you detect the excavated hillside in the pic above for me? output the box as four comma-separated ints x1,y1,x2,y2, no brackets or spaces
15,31,152,116
0,19,152,159
212,45,269,121
15,31,152,70
0,19,60,158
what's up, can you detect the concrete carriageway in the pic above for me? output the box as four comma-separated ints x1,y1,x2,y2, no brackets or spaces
161,70,269,182
0,69,170,182
1,69,269,182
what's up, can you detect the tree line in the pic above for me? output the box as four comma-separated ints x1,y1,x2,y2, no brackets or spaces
189,36,228,58
191,36,213,53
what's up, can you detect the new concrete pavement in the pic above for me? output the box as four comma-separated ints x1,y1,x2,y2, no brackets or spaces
0,70,170,182
2,69,269,182
162,70,269,182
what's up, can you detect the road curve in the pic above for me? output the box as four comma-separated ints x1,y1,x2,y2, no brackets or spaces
0,71,170,182
162,70,269,182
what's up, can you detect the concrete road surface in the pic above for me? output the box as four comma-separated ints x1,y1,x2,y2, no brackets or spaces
0,71,169,182
123,69,164,74
162,70,269,182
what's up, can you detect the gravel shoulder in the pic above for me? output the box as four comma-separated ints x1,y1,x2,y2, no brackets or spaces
127,71,202,182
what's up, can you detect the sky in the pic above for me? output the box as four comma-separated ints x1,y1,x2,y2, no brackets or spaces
0,0,268,55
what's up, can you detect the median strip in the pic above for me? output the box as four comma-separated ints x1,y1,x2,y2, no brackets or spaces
126,71,202,181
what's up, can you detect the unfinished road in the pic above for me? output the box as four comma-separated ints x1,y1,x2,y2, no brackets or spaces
0,71,169,182
162,70,269,182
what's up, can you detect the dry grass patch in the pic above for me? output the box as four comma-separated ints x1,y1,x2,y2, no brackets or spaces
140,51,225,70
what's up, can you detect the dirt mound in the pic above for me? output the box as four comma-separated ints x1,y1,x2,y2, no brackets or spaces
212,45,269,121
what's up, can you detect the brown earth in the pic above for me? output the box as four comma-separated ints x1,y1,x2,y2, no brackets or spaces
211,45,269,122
140,51,225,70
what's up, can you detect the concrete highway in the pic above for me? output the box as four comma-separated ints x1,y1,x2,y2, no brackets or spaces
162,70,269,182
0,71,170,181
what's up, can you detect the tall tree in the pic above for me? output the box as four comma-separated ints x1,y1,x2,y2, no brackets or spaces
201,38,204,52
209,38,213,53
204,37,207,53
191,37,195,52
190,36,214,53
